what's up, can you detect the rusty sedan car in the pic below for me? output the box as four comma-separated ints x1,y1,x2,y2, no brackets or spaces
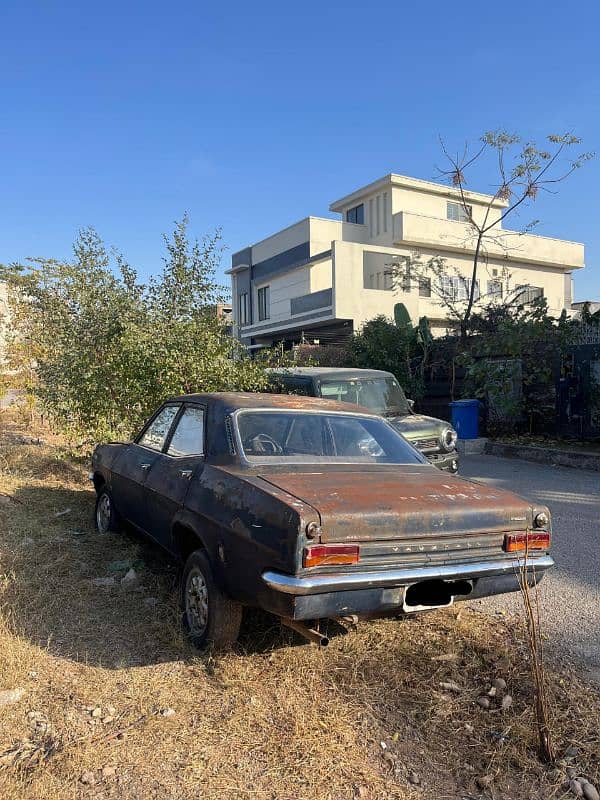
91,393,554,649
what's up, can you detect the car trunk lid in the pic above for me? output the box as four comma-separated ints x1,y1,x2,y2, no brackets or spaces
256,466,533,543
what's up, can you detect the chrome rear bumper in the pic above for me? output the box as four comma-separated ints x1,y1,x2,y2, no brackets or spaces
262,555,554,596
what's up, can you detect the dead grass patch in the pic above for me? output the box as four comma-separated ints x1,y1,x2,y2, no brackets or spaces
0,434,599,799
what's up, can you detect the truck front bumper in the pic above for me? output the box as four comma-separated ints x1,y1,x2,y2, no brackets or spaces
426,450,459,473
262,555,554,621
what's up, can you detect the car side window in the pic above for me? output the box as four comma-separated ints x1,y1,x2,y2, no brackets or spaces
167,406,205,457
138,405,180,451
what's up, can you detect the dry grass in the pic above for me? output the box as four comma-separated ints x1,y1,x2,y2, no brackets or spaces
0,425,599,800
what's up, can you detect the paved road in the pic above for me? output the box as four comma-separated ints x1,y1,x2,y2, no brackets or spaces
461,454,600,681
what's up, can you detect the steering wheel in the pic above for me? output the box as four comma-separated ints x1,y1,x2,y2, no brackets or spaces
244,433,284,455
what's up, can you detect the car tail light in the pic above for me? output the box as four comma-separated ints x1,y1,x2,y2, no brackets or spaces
303,544,360,568
503,531,551,553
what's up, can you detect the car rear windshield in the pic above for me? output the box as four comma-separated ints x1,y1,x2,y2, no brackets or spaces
319,377,410,416
235,411,427,464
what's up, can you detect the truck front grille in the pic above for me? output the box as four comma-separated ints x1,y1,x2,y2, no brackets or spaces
414,437,438,452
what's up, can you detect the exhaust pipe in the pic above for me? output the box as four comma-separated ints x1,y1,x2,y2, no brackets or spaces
281,618,329,647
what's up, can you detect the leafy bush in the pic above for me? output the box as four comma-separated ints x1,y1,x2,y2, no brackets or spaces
3,220,270,443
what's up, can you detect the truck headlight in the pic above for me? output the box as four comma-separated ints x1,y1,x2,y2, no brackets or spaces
440,427,458,452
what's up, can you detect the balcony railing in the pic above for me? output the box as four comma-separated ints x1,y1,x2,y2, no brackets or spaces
290,288,333,316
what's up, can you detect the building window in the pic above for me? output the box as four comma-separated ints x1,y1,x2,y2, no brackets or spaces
439,276,480,301
382,192,388,233
447,201,472,222
346,204,364,225
238,292,249,325
487,280,503,299
376,194,381,235
257,286,270,321
418,277,431,297
368,198,374,236
516,285,544,304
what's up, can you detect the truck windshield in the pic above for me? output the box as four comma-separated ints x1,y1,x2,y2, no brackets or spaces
319,378,410,416
236,411,427,464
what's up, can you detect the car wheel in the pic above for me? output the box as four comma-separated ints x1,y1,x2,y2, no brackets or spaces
182,549,242,651
95,487,121,534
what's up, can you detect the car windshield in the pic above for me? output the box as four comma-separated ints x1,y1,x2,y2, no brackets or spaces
235,411,427,464
319,377,410,416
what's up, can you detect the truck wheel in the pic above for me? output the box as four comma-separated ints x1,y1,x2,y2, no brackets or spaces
95,487,121,533
182,549,242,651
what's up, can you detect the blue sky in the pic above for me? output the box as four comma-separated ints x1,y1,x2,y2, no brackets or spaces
1,0,599,299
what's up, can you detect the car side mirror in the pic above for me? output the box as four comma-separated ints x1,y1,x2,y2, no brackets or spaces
407,399,415,411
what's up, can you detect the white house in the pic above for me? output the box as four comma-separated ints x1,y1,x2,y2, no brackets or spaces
228,173,585,348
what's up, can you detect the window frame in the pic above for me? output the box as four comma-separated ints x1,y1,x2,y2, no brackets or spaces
164,404,206,458
418,277,432,297
238,291,249,326
346,203,365,225
515,285,544,305
257,285,270,321
135,403,182,452
446,201,472,223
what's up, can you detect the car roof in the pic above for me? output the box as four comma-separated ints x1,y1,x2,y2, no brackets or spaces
266,367,396,380
167,391,376,416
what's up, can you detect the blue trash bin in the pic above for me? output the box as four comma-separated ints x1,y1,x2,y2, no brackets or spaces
449,399,480,440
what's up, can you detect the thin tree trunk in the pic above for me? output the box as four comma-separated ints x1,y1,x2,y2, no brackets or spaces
461,234,483,341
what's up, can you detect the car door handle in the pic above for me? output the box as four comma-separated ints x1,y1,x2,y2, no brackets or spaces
140,463,151,471
179,470,193,479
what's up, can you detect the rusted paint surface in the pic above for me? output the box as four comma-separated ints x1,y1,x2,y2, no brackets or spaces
252,466,540,544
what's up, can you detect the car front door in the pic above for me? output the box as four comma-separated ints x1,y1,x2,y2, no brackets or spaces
143,404,206,550
110,404,181,531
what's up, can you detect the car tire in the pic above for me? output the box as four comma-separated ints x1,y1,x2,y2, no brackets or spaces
94,486,121,534
181,549,242,651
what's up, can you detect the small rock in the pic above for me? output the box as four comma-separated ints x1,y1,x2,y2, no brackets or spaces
144,597,159,608
570,780,584,797
101,765,116,778
0,688,25,706
476,696,491,710
28,671,38,679
431,653,459,662
80,771,96,785
90,577,115,588
21,537,35,546
379,741,387,750
476,774,494,789
487,686,497,698
408,772,421,786
575,777,590,786
160,707,176,718
54,507,71,517
492,678,507,690
102,715,114,724
120,568,138,589
91,707,102,718
583,784,600,800
106,705,116,716
439,681,462,693
69,529,86,536
464,723,474,734
565,746,580,758
501,694,513,710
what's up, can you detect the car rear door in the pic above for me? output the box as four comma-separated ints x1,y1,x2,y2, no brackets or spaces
142,403,206,550
110,404,181,531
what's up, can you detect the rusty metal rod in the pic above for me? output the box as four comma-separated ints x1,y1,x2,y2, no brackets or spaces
281,618,329,646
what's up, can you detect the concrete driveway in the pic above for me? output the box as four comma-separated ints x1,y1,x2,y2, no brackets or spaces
461,454,600,681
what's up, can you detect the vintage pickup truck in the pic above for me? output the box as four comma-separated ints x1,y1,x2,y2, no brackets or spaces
268,367,460,473
91,393,553,649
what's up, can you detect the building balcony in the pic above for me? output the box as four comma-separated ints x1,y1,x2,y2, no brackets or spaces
393,211,584,270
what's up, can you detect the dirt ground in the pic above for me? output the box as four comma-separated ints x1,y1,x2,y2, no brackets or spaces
0,425,599,800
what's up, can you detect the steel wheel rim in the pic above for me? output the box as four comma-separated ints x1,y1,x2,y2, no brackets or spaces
96,494,112,533
186,569,209,635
